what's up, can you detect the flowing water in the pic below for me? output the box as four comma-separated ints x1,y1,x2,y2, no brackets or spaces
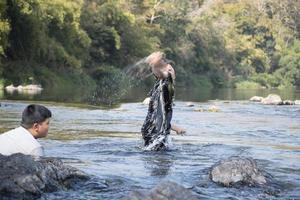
0,99,299,199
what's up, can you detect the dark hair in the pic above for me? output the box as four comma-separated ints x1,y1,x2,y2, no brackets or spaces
21,104,52,129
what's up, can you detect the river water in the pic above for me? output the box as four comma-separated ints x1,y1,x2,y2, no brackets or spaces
0,97,299,199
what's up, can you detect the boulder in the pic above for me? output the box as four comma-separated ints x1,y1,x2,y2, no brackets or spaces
123,181,198,200
261,94,282,105
250,96,264,102
5,84,17,92
0,153,89,200
210,156,266,187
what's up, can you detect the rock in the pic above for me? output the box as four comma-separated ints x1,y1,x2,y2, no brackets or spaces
282,100,295,105
295,100,300,105
5,84,43,95
186,102,195,107
210,156,266,187
208,105,220,112
123,181,198,200
194,105,220,112
0,153,89,200
22,84,43,91
194,108,204,112
5,84,17,92
142,97,150,105
17,85,24,91
261,94,282,105
249,96,264,102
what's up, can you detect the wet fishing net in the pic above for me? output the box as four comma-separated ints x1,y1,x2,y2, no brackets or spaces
141,75,174,151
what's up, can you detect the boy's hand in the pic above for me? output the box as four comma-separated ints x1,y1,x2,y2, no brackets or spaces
171,124,186,135
175,128,186,135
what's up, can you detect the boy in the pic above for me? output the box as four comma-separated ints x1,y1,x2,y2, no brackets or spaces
141,52,185,151
0,104,52,157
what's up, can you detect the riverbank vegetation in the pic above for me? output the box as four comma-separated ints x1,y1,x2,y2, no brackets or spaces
0,0,299,104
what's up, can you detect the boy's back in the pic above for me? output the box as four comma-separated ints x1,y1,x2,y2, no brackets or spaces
0,126,43,156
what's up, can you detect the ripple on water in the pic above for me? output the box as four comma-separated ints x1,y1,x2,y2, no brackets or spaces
1,101,300,199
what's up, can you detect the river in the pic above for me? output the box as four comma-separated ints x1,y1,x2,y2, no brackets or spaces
0,89,300,199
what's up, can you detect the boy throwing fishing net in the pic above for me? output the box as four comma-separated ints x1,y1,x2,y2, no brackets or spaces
141,52,185,151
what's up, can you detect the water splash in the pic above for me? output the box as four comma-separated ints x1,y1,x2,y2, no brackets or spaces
124,57,152,80
88,57,152,106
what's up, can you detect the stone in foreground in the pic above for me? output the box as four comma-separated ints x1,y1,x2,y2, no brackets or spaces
0,153,89,200
123,181,198,200
210,156,266,187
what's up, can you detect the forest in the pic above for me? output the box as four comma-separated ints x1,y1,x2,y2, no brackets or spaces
0,0,299,104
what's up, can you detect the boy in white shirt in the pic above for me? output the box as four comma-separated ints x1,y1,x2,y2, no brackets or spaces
0,104,52,157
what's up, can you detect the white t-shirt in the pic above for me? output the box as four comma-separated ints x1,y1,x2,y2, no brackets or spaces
0,126,44,157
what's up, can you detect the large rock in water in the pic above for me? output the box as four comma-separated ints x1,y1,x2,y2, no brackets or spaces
0,153,89,200
123,181,198,200
249,96,264,102
261,94,282,105
210,157,266,186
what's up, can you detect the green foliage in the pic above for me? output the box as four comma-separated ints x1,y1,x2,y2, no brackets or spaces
0,0,299,105
0,20,9,57
0,78,3,89
250,73,279,88
4,0,89,68
275,40,300,87
81,0,156,68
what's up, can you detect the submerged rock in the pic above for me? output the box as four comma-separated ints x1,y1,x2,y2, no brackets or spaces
194,105,221,112
207,105,220,112
194,107,204,112
0,153,89,200
250,96,264,102
282,100,295,105
186,102,195,107
261,94,282,105
210,156,266,187
123,181,198,200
